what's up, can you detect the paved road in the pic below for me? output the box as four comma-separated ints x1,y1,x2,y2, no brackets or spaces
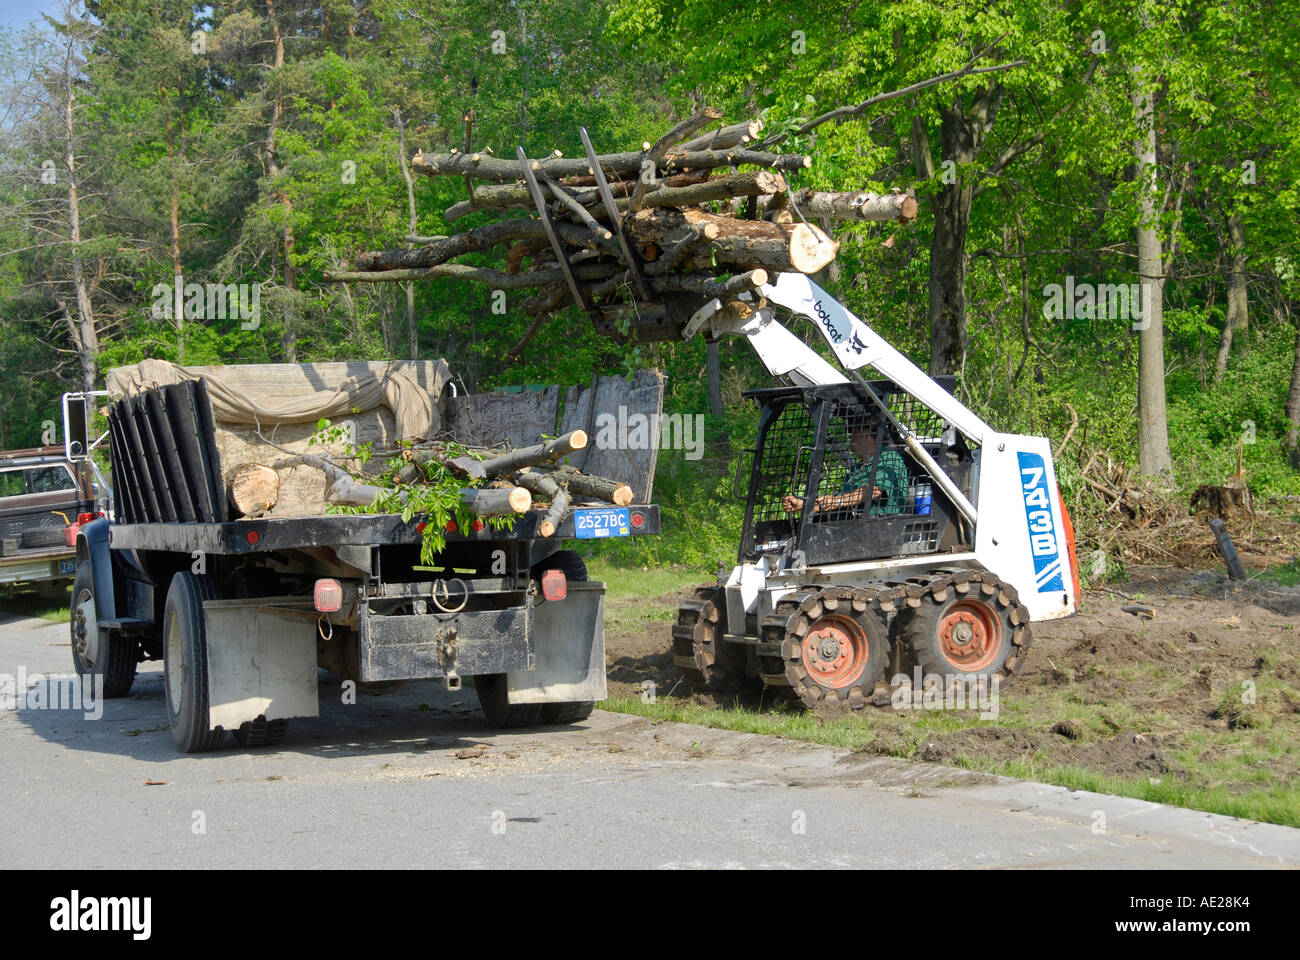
1,613,1296,869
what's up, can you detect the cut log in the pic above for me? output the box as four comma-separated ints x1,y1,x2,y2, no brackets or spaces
628,208,836,274
515,471,571,537
673,119,764,154
643,222,720,276
227,463,279,517
651,269,768,299
554,468,633,506
791,189,918,222
461,486,531,515
466,430,588,479
442,170,711,221
350,219,618,274
411,146,811,184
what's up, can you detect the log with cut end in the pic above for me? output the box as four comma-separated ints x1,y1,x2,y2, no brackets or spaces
461,486,532,515
628,208,837,274
515,472,571,537
791,189,918,222
227,463,279,517
554,468,634,506
458,430,588,480
672,119,764,154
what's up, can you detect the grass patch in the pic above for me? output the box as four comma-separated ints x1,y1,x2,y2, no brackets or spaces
1260,558,1300,587
585,557,703,601
599,693,1300,828
0,588,71,623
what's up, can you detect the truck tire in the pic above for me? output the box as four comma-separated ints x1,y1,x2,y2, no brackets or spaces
897,572,1031,683
162,571,226,753
474,673,543,728
233,715,290,747
70,562,137,698
530,549,588,582
22,526,67,549
539,701,595,724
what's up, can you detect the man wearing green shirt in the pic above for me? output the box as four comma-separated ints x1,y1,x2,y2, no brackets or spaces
781,423,909,517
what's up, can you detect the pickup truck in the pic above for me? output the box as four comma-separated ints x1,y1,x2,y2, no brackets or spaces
0,447,100,595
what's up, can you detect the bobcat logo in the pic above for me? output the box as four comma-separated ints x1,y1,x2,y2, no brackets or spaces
847,331,869,355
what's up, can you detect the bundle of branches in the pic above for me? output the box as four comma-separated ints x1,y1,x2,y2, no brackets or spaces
263,429,634,562
323,107,917,353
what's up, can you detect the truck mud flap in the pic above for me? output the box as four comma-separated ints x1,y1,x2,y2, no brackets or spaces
203,600,320,729
506,582,606,704
358,605,533,682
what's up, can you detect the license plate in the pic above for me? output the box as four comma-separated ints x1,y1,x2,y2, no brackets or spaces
58,559,75,574
573,507,630,539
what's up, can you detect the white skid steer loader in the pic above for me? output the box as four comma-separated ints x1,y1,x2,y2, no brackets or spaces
673,272,1081,709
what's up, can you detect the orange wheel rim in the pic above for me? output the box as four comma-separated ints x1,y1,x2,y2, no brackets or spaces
937,600,1002,672
800,614,869,688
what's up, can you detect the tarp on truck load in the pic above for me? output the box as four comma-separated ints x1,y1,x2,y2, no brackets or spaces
106,361,665,518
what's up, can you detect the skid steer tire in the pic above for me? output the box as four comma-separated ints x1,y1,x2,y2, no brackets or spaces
162,572,226,753
758,586,890,710
671,585,748,693
896,571,1031,684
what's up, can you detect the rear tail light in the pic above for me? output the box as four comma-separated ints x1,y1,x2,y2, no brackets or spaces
314,578,344,612
76,513,96,525
540,569,567,602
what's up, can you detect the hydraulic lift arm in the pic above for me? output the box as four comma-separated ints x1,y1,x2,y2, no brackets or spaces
702,272,989,525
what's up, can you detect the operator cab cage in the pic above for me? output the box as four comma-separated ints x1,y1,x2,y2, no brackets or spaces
740,379,975,566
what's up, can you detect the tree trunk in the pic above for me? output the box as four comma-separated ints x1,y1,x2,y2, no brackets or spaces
265,0,296,360
395,112,419,360
1286,312,1300,469
706,341,724,417
1212,213,1249,383
927,86,1000,376
62,34,98,392
1132,69,1174,480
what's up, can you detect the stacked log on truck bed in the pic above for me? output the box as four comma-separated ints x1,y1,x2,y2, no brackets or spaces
324,108,917,350
106,360,662,536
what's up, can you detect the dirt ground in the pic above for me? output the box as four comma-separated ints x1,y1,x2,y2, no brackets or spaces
603,565,1300,791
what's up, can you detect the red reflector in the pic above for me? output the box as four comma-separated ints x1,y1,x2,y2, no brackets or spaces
416,522,426,533
314,578,343,612
77,513,96,525
445,520,458,533
630,512,644,528
246,530,260,544
470,519,484,532
540,569,567,602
